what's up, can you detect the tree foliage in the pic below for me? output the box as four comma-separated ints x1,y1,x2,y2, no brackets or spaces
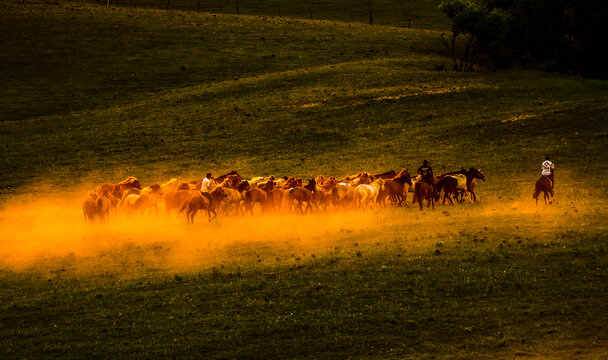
439,0,509,71
441,0,608,78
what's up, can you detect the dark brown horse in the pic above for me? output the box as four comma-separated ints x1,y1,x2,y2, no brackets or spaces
287,179,316,214
454,168,486,202
533,175,554,205
414,182,435,210
436,176,460,204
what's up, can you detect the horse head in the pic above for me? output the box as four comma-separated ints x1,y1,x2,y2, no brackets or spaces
468,168,485,181
304,179,316,192
236,180,250,192
259,180,275,192
150,183,164,197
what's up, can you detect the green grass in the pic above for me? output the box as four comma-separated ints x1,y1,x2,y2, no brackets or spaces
1,3,607,196
1,1,608,359
69,0,450,30
1,223,607,359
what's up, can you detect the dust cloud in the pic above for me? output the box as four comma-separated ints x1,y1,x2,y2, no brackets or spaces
0,184,604,277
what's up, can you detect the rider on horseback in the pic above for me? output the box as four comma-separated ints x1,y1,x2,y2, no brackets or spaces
417,160,437,193
542,156,554,189
201,172,213,193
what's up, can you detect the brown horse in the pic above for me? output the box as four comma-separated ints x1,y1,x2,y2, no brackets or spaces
453,168,486,202
83,198,97,224
377,169,413,206
267,188,285,212
96,190,112,222
286,179,316,214
533,176,554,205
164,189,197,215
414,182,435,211
178,187,226,223
436,176,460,204
91,177,142,213
313,176,336,210
331,184,354,208
244,188,268,215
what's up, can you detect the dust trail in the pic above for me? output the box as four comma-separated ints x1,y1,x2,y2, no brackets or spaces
0,184,604,276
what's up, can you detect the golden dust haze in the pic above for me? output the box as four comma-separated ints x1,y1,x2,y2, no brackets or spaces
0,180,603,277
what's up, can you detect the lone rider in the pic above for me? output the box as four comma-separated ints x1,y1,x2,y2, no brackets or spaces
542,156,554,188
417,160,437,193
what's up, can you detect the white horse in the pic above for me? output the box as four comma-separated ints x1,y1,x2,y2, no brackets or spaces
353,179,385,209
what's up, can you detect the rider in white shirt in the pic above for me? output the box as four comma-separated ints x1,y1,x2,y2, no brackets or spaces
201,173,212,192
542,156,554,187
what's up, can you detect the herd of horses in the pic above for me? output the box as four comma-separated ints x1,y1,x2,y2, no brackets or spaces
83,167,487,224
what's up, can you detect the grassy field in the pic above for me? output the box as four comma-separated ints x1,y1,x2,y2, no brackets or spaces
70,0,450,30
1,1,608,359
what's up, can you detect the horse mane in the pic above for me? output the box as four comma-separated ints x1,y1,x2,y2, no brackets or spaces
215,170,241,183
116,176,139,186
177,182,190,191
373,170,396,179
390,169,412,185
236,180,250,192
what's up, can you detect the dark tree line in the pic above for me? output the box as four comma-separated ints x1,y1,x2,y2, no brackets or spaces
440,0,608,78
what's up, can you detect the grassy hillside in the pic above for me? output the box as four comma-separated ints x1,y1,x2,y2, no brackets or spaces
70,0,450,30
1,2,607,359
1,2,607,197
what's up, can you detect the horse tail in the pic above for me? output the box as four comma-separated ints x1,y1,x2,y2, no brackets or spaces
436,177,444,193
282,188,294,210
533,178,542,199
177,197,191,214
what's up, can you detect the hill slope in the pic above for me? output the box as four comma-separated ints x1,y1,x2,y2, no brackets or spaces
1,2,607,197
0,3,607,360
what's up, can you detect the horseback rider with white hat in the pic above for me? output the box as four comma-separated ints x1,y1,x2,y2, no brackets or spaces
542,156,554,189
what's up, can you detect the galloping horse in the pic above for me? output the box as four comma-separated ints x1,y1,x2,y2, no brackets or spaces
96,189,112,222
414,182,435,211
178,187,226,223
533,175,554,205
453,168,486,202
287,179,316,214
377,169,413,206
83,198,97,224
436,176,460,204
353,179,385,209
245,182,271,215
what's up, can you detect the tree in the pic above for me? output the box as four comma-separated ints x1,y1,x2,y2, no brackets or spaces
400,0,413,28
439,0,509,71
482,0,608,77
